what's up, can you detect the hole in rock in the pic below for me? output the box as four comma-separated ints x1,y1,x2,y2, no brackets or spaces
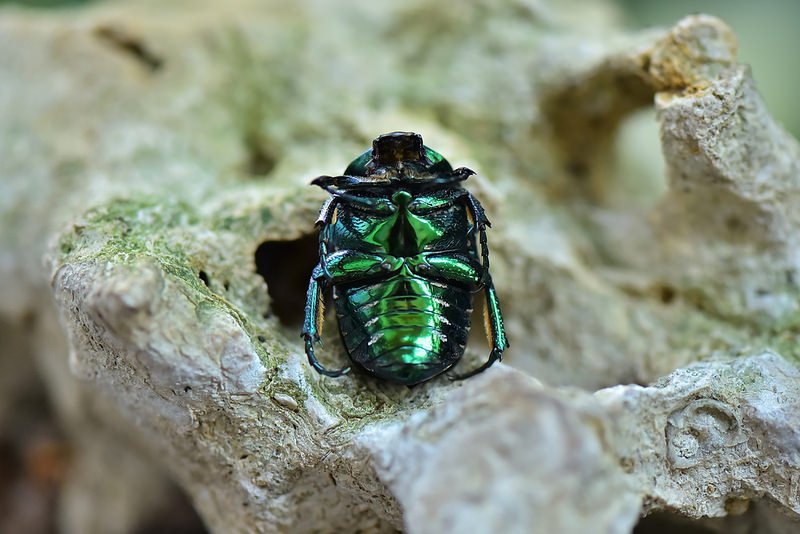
198,271,210,287
255,233,319,327
94,24,164,72
132,484,208,534
725,215,745,232
611,108,668,209
658,285,676,304
633,512,719,534
567,161,589,180
245,138,278,176
542,69,657,205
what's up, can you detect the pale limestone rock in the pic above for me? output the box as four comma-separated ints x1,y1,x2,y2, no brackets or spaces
596,352,800,521
363,370,641,534
1,1,799,533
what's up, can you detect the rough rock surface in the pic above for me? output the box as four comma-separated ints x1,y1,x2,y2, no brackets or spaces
2,0,800,532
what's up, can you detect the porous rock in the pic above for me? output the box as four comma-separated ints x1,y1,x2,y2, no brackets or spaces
1,1,799,532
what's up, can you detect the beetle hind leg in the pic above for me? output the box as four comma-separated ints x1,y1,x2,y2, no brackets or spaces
302,269,350,378
448,347,503,381
304,337,350,377
448,275,508,381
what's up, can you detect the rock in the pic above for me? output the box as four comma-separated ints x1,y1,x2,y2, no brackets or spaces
364,369,641,534
596,352,800,521
1,0,799,532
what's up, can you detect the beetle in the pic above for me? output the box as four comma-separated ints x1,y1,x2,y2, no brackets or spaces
302,132,508,385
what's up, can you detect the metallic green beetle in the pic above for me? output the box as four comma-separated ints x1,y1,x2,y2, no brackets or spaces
302,132,508,385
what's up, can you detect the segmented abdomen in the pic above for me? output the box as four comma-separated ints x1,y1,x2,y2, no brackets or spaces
334,273,472,385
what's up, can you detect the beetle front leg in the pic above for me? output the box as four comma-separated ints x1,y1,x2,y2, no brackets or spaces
464,192,493,285
448,274,509,381
301,265,350,377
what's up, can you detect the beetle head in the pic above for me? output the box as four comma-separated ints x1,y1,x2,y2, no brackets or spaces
372,132,426,166
344,132,453,181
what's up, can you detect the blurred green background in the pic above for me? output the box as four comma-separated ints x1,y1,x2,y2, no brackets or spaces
1,0,796,137
620,0,800,138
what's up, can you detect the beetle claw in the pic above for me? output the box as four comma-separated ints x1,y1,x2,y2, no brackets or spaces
313,363,351,378
447,348,503,381
304,337,349,377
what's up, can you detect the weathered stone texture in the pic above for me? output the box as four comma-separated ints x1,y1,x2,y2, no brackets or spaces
2,1,799,533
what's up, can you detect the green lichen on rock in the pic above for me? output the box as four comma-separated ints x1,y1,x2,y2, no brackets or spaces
55,196,280,372
58,199,198,263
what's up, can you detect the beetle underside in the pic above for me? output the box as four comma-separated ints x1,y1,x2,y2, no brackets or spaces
302,132,508,385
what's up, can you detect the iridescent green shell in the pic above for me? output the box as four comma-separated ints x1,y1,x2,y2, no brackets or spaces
302,132,508,385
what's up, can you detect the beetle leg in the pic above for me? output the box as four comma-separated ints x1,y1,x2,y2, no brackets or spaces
411,251,482,290
324,250,401,283
315,197,337,227
464,193,492,285
448,348,503,381
406,187,468,213
448,273,508,380
301,265,351,377
448,190,509,381
311,179,396,216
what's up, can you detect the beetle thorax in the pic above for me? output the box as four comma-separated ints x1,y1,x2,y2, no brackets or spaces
369,189,443,257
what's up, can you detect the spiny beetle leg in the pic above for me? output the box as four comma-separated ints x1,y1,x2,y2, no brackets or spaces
447,275,508,380
304,337,350,377
302,271,351,377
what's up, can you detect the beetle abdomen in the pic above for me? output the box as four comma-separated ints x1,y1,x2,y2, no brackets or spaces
334,273,472,385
